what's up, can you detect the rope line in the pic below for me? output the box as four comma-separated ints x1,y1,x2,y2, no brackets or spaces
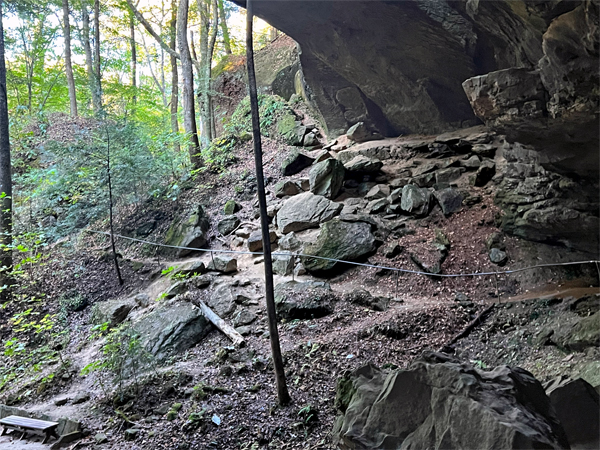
83,229,600,279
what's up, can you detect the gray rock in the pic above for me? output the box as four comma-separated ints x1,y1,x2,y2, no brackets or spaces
281,149,314,176
277,192,342,233
333,352,570,450
207,255,238,273
561,311,600,352
309,159,345,199
310,149,332,163
278,232,302,251
344,289,389,311
365,184,390,200
274,180,301,198
388,188,403,204
223,200,242,215
411,172,436,188
175,261,206,277
93,298,137,326
217,215,240,236
165,205,210,257
400,185,431,217
232,309,257,327
343,155,383,173
489,248,508,265
435,167,464,184
302,219,376,274
433,188,463,216
383,243,403,259
133,302,212,359
545,377,600,450
390,177,410,188
95,433,108,444
366,198,389,214
247,230,278,252
274,280,335,320
72,392,90,405
235,228,251,239
235,326,253,336
474,160,496,187
134,293,151,308
273,251,295,275
124,429,140,441
164,280,188,299
471,144,496,158
207,283,237,317
462,155,481,169
303,131,319,147
346,122,371,143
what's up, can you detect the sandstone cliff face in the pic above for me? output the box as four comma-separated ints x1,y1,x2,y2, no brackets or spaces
237,1,597,144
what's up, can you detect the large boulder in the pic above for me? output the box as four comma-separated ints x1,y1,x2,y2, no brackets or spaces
281,149,314,175
401,185,432,217
545,376,600,450
433,188,463,216
93,298,137,326
277,192,342,233
333,352,570,450
217,215,240,236
561,310,600,351
302,219,376,274
274,280,335,320
343,155,383,174
164,206,210,256
309,159,345,199
133,301,212,359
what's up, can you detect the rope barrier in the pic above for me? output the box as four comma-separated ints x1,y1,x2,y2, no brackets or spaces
83,229,600,280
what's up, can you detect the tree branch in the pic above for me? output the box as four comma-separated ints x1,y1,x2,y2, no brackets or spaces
125,0,201,71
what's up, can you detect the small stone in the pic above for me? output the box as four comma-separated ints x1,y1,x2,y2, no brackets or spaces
462,155,481,169
294,263,307,276
235,326,253,336
366,198,389,214
217,215,240,236
388,188,403,204
489,248,508,265
95,433,108,444
72,391,90,404
207,255,238,273
235,228,251,239
435,167,463,184
274,180,301,198
124,429,140,441
383,243,403,258
365,184,390,200
272,251,295,275
232,309,257,327
454,292,469,302
224,200,242,215
54,396,70,406
134,293,151,308
248,230,278,252
346,122,372,142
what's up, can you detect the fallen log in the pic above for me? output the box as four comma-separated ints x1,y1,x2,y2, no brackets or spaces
197,300,245,347
441,304,495,352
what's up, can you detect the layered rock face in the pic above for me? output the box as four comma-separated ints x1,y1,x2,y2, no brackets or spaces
237,1,598,141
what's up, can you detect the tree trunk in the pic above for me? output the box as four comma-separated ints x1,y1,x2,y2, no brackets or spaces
62,0,78,116
217,0,231,54
246,0,290,406
93,0,102,115
129,11,137,108
0,2,13,289
81,1,98,113
169,0,180,153
177,0,201,168
198,0,218,147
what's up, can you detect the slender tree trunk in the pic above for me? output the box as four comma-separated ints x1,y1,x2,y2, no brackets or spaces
0,3,13,287
93,0,103,115
105,128,123,286
62,0,78,117
198,0,218,146
177,0,201,168
170,0,180,153
246,0,290,406
217,0,231,54
81,1,98,113
129,11,137,108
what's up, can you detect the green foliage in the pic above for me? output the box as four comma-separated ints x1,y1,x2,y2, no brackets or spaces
13,119,188,241
81,323,155,401
57,292,87,323
201,135,239,173
224,94,291,137
161,265,189,282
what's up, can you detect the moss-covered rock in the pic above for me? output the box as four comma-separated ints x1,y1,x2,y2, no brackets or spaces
164,206,210,256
